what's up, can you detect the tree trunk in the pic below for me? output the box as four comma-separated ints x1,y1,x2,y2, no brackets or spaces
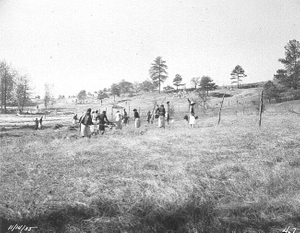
158,69,161,93
4,70,7,114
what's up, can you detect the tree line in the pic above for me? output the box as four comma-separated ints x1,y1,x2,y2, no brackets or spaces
0,61,31,113
77,56,220,102
2,39,298,111
264,39,300,103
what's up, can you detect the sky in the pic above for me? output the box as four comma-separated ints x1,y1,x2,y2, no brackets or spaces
0,0,299,97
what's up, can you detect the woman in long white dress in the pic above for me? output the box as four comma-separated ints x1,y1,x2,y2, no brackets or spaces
115,110,122,129
187,99,196,128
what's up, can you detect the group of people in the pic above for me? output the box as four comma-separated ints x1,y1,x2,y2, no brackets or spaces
76,98,197,138
77,108,141,138
27,95,198,138
145,101,170,128
32,98,197,135
78,109,110,137
34,117,43,130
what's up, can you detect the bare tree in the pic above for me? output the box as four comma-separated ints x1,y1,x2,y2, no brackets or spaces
197,89,210,113
190,77,200,89
0,61,15,113
44,83,53,109
14,74,31,113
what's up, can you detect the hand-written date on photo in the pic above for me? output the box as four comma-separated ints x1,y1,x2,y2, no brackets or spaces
282,226,299,233
6,224,38,232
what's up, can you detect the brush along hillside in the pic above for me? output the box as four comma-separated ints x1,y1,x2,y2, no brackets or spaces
1,88,300,232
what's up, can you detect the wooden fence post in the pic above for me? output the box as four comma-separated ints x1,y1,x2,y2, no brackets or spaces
259,90,264,127
218,93,226,125
236,97,238,115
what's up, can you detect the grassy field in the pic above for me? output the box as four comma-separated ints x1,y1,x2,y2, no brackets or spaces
1,88,300,232
1,102,300,232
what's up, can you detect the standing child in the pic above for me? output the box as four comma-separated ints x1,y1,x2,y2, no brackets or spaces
146,111,152,124
122,109,129,126
72,114,78,124
158,105,166,128
34,118,39,130
166,101,170,125
39,116,43,129
92,110,99,135
133,109,140,128
115,110,122,129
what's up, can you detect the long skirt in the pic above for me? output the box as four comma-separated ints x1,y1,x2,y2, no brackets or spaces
189,115,196,125
122,117,129,125
99,124,105,131
158,116,165,128
135,118,141,128
81,124,91,137
116,119,122,129
93,124,99,133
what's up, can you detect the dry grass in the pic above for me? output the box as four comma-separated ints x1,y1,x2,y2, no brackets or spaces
1,105,300,232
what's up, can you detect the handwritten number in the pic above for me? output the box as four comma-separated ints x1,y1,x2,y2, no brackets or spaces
282,226,291,233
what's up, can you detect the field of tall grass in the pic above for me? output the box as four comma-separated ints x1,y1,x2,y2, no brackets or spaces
1,110,300,232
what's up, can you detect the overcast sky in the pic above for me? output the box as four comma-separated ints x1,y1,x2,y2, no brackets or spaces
0,0,299,96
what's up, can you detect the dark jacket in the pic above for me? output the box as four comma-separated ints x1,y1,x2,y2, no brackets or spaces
99,113,109,124
134,111,140,119
188,99,195,116
158,106,166,116
80,114,93,126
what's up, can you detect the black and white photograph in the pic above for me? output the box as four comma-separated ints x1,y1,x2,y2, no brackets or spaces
0,0,300,232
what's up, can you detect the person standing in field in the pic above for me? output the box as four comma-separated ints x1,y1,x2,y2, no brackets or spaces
133,109,140,128
34,118,39,130
187,98,196,128
39,116,43,129
122,109,129,126
165,101,170,125
72,113,78,124
99,110,110,135
79,108,93,138
158,104,166,128
92,110,99,135
115,110,122,130
146,111,152,124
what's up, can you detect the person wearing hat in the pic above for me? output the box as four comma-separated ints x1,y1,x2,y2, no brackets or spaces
187,98,196,128
133,109,140,128
79,108,93,138
158,104,166,128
